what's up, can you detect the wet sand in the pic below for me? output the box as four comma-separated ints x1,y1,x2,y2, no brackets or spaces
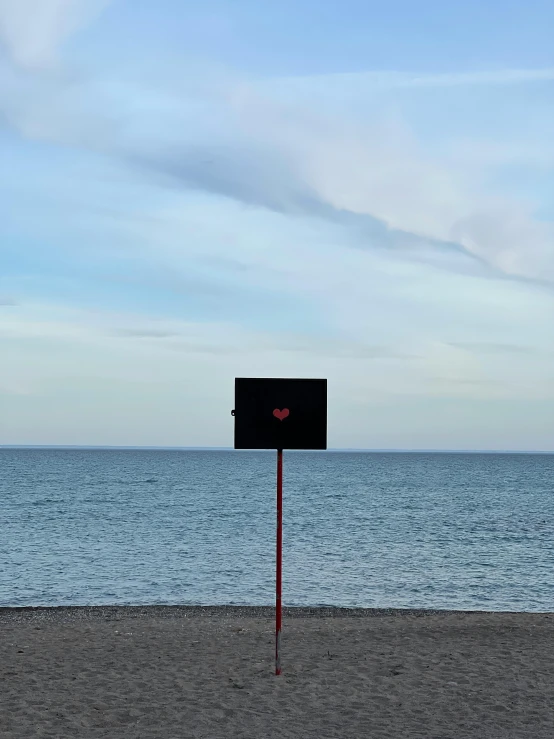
1,606,553,738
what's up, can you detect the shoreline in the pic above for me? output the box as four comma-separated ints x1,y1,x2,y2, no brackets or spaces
1,603,553,623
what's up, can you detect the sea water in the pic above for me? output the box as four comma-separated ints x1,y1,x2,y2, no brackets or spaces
1,449,553,611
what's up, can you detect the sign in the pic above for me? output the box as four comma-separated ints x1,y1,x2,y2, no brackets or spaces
232,377,328,676
233,377,327,450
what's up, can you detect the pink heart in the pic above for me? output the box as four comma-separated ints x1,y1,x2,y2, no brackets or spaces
273,408,290,421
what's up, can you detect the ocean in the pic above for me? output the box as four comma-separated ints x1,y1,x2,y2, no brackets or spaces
1,449,553,611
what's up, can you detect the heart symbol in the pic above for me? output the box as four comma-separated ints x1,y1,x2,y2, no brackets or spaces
273,408,290,421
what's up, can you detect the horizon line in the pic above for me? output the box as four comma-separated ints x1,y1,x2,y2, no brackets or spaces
1,445,553,455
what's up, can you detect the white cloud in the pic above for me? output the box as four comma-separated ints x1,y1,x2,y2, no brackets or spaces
1,50,552,286
224,85,554,283
124,194,554,358
0,0,108,69
452,203,554,282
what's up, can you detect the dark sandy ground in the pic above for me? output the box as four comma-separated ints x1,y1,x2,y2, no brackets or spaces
1,606,553,738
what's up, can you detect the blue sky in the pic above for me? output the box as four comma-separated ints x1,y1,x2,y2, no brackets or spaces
0,0,553,449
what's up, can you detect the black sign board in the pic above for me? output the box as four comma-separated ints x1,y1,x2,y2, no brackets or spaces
233,377,327,450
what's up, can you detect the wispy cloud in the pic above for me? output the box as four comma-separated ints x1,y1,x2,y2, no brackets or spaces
125,85,554,284
1,27,552,288
0,0,109,69
280,67,554,92
130,142,324,217
113,328,181,339
0,302,414,361
451,342,541,356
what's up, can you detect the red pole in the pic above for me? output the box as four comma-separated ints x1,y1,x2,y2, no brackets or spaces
276,448,283,676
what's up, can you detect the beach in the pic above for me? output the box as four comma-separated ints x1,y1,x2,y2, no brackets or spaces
1,607,553,738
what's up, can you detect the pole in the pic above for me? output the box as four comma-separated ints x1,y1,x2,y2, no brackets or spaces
276,448,283,676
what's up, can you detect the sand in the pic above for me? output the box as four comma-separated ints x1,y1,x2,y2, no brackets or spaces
1,606,553,738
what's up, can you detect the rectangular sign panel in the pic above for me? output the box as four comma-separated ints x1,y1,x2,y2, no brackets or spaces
233,377,327,450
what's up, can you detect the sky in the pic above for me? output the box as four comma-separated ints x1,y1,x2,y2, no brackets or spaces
0,0,553,450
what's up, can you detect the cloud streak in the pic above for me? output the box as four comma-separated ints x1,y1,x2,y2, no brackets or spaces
0,302,415,362
280,67,554,93
130,142,325,218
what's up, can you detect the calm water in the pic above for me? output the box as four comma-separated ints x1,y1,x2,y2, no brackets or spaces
1,449,553,611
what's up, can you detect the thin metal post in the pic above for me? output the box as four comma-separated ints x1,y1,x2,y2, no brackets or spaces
276,448,283,676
